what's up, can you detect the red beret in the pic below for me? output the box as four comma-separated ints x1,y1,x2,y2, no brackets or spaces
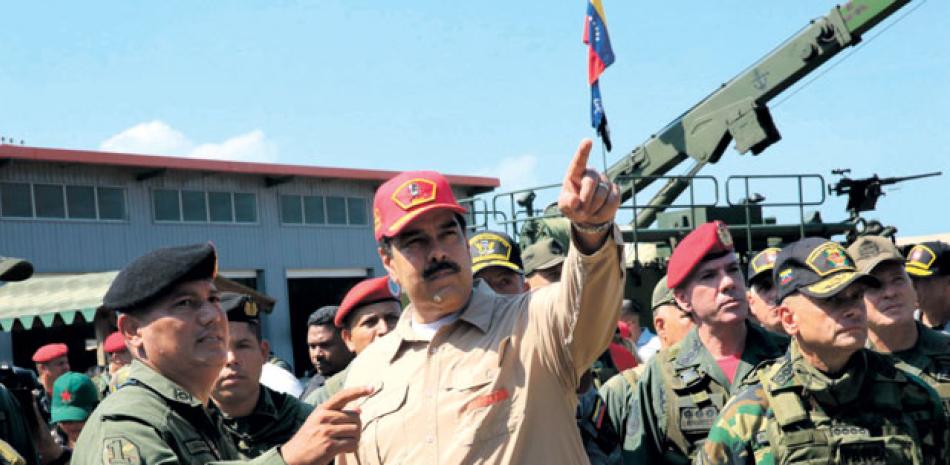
334,277,401,327
667,221,734,289
32,343,68,363
103,332,127,354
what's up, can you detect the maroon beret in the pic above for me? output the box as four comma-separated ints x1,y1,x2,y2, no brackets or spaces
103,332,127,354
32,343,68,363
334,277,400,328
667,221,734,289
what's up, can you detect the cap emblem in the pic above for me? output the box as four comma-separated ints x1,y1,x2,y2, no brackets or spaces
751,248,779,274
858,241,880,259
391,178,437,210
244,300,259,318
60,389,72,404
778,268,794,286
473,233,512,261
908,245,936,269
805,242,855,277
716,223,733,248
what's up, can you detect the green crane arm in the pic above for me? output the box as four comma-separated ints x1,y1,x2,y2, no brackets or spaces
608,0,910,228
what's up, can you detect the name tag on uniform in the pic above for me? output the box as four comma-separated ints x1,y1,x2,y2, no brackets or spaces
679,406,718,432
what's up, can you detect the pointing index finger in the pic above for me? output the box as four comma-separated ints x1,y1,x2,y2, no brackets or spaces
320,385,375,411
564,139,594,188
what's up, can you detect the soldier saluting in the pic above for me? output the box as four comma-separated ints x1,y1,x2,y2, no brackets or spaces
72,243,373,465
696,238,948,465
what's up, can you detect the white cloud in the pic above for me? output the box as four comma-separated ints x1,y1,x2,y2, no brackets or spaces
99,120,278,163
480,153,541,192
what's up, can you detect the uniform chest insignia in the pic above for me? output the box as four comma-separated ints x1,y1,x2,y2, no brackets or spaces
679,405,718,431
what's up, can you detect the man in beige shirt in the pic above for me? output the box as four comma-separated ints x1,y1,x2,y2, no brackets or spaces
338,139,625,465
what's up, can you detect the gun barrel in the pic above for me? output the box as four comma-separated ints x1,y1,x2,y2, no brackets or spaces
880,171,942,184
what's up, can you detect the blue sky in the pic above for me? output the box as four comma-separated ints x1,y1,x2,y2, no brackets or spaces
2,1,947,236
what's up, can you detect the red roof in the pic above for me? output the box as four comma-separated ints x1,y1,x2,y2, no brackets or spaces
0,145,499,190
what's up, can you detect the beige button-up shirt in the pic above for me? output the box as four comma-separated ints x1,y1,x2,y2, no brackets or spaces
338,228,625,465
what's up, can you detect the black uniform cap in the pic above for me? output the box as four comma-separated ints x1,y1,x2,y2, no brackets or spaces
102,243,217,313
221,292,259,323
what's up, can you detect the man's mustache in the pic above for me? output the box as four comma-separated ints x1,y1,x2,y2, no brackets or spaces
423,261,460,280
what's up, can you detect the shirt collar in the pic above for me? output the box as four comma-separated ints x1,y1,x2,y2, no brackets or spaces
128,360,204,408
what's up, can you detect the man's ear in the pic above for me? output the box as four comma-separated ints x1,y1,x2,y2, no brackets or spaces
673,287,692,314
778,300,797,336
340,328,356,353
259,339,270,359
653,314,666,339
117,313,145,358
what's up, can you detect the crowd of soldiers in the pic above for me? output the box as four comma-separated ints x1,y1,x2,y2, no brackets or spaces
0,138,948,465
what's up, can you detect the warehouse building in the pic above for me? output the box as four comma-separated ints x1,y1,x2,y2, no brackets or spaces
0,144,497,374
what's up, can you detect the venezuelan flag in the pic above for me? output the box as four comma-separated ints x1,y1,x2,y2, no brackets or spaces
583,0,615,151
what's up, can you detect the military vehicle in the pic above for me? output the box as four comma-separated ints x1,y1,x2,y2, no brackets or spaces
461,0,942,311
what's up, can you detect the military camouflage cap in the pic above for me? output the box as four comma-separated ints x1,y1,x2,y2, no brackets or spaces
651,276,676,310
0,257,33,282
522,237,566,275
773,237,879,303
846,236,903,274
469,230,523,274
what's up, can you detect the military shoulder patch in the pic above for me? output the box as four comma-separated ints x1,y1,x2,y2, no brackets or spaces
102,437,142,465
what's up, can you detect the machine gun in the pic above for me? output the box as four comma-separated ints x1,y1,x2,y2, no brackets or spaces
829,169,942,217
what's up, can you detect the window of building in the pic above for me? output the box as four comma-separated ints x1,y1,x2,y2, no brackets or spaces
153,189,257,224
280,194,368,227
34,184,66,218
303,196,325,224
0,182,126,221
66,186,97,219
234,193,257,223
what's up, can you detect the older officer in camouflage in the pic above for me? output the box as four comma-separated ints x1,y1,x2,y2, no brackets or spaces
696,237,948,465
72,243,373,465
213,293,314,458
848,236,950,414
338,139,625,465
622,221,788,465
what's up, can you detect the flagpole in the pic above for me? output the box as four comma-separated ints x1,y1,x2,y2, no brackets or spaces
601,141,607,173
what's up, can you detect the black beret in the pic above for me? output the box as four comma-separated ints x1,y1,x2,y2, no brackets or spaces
102,243,217,313
221,292,259,323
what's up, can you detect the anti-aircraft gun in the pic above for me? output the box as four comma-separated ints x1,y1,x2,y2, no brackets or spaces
829,169,942,217
463,0,924,309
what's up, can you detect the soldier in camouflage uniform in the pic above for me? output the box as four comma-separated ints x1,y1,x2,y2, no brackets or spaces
623,221,788,465
696,238,948,465
213,293,314,458
848,236,950,414
72,243,373,465
599,275,695,464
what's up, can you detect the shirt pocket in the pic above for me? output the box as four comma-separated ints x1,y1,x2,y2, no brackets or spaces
359,383,409,465
447,364,518,446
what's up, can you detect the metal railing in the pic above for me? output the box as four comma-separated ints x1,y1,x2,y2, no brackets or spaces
725,174,825,251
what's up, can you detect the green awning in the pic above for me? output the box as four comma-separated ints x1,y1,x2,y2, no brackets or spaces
0,271,117,331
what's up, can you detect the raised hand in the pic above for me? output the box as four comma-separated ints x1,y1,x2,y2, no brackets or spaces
557,139,620,251
281,385,374,465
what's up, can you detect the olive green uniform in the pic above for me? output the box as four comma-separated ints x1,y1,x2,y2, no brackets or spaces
873,321,950,414
623,323,787,465
221,385,313,459
695,343,948,465
303,365,349,407
72,361,287,465
598,365,643,463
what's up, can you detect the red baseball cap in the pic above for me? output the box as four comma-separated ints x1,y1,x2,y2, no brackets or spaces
666,221,735,289
103,332,127,354
32,343,68,363
334,277,401,327
373,171,467,241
